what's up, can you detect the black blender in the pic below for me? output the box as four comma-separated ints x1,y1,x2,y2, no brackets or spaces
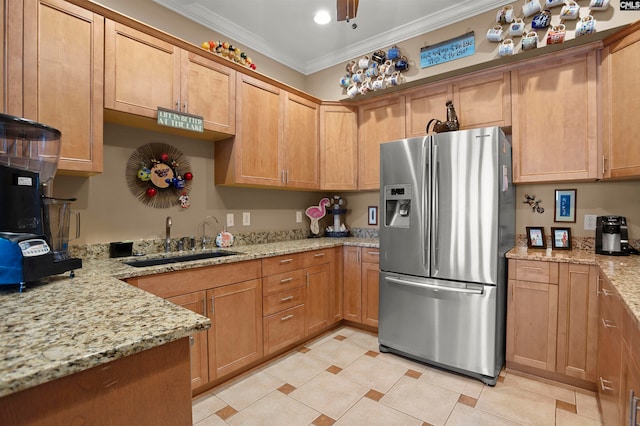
0,113,82,291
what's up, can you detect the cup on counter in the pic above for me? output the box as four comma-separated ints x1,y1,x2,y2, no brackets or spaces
521,31,539,51
522,0,542,17
486,25,504,42
499,38,515,57
509,18,525,37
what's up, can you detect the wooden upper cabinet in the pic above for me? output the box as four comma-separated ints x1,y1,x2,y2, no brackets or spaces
283,92,319,189
22,0,104,174
511,49,599,183
2,1,24,115
602,22,640,179
104,20,235,137
405,82,451,138
358,96,405,190
320,103,358,190
453,70,511,130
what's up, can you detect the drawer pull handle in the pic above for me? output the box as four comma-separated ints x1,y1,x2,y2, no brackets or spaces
189,336,195,346
601,318,617,328
367,251,380,256
313,253,326,257
280,258,293,264
600,377,614,391
281,314,294,321
522,266,542,271
280,296,294,302
280,277,293,283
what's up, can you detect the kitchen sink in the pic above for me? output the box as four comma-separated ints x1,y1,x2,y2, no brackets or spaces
123,251,239,268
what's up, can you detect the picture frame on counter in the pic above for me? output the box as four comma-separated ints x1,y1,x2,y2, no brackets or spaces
526,226,546,249
368,206,378,225
554,189,576,223
551,227,572,250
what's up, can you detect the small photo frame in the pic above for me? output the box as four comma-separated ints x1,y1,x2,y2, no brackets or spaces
554,189,576,223
551,227,572,250
526,226,546,249
368,206,378,226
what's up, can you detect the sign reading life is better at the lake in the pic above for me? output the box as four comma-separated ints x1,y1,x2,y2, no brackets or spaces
420,32,475,68
157,107,204,133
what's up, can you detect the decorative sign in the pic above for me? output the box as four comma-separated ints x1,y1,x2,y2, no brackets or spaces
157,107,204,133
420,32,475,68
620,1,640,10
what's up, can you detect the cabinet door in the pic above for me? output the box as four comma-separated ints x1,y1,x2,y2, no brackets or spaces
621,348,640,426
602,26,640,179
358,96,405,190
506,279,558,371
320,104,358,190
361,260,379,328
182,51,235,135
104,20,181,117
556,264,598,382
511,51,598,183
207,279,263,379
304,264,330,336
454,71,511,129
405,82,451,138
342,246,362,322
3,1,23,116
23,0,104,174
167,291,209,390
283,93,319,189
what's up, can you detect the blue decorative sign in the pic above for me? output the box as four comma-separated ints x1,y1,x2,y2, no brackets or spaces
420,32,475,68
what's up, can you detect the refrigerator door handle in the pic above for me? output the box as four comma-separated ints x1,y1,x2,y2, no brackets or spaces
432,143,439,271
422,139,429,269
384,276,484,295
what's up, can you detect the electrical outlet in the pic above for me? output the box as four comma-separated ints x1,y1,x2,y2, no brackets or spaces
226,213,234,227
243,212,250,226
584,214,597,231
296,211,303,223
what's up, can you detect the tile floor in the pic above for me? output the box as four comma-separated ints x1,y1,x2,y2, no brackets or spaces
192,326,604,426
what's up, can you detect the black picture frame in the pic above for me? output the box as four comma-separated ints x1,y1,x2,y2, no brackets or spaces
526,226,546,249
551,227,572,250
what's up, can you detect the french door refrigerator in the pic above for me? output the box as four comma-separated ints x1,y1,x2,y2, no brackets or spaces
378,126,515,385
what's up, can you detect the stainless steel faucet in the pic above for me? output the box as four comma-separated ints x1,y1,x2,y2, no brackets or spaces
165,216,172,252
200,215,219,249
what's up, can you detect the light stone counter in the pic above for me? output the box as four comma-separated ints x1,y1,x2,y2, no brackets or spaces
0,237,378,399
507,246,640,333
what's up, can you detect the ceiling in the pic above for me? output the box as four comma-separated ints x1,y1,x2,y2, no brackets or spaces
152,0,515,75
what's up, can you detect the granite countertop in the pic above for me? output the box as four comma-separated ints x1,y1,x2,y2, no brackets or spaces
0,237,378,399
507,246,640,333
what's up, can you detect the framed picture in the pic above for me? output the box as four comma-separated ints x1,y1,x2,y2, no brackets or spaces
551,227,572,250
368,206,378,226
526,226,546,249
554,189,576,223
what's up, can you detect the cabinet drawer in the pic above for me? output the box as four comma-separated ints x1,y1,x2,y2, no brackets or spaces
514,260,558,284
263,305,305,355
263,287,305,316
361,248,380,264
302,248,334,267
262,253,303,276
262,269,305,295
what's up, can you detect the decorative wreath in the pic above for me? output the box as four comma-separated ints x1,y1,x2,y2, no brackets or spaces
126,143,194,209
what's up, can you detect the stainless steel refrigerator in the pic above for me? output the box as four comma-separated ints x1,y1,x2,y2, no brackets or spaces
378,126,515,385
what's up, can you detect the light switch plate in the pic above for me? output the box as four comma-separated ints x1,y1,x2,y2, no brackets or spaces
296,211,303,223
226,213,234,227
584,214,597,231
243,212,250,226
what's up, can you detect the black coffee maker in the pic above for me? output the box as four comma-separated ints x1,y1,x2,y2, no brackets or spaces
596,216,630,256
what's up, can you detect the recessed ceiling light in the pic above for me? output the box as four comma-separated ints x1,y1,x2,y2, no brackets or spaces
314,10,331,25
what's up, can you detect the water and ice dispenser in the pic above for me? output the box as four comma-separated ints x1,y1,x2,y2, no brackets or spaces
384,184,411,228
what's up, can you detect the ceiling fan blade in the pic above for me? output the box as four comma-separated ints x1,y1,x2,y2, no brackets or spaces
336,0,359,21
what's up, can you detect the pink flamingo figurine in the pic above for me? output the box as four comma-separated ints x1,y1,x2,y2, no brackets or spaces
306,198,330,236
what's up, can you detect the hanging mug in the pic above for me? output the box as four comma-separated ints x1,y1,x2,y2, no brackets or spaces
346,84,359,98
509,18,525,37
387,71,403,87
531,9,552,29
359,79,372,95
372,75,387,91
358,55,370,69
546,24,566,44
365,65,378,78
387,45,400,60
496,5,515,24
372,50,386,64
382,60,395,75
589,0,609,10
339,75,351,88
522,31,539,51
352,69,365,84
545,0,564,7
499,38,515,56
522,0,542,17
576,15,597,36
486,25,504,42
395,56,410,72
560,1,580,20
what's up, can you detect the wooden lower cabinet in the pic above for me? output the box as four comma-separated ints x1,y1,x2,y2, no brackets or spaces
342,246,380,327
621,348,640,426
263,305,305,355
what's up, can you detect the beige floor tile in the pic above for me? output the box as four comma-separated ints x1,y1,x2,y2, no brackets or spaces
192,394,227,423
307,338,368,368
214,371,284,411
263,351,331,387
226,390,320,426
575,391,603,422
290,371,369,419
444,403,523,426
376,351,428,373
420,366,485,399
306,327,357,349
334,397,423,426
338,354,408,393
476,381,556,425
503,373,575,405
343,330,380,351
555,409,604,426
381,375,459,425
193,413,228,426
